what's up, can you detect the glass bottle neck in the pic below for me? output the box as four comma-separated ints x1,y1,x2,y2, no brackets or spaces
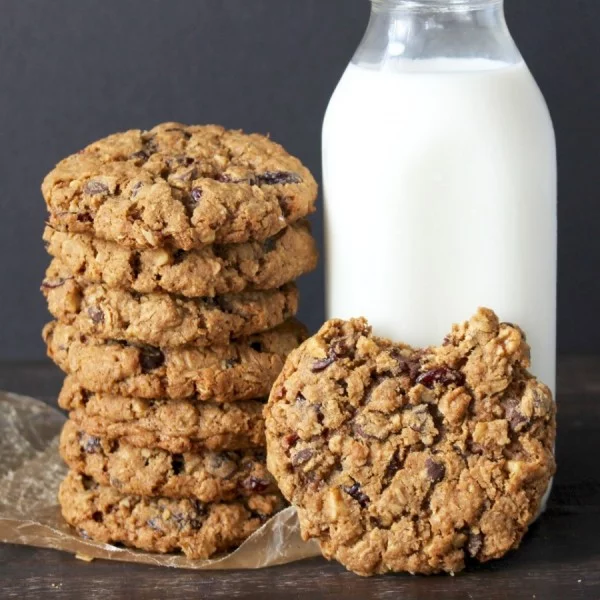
372,0,502,11
354,0,521,70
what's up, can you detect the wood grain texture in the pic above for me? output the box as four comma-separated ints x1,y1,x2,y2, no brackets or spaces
1,359,599,600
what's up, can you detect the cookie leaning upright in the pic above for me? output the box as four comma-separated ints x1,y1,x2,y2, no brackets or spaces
264,308,556,576
40,122,318,560
42,123,318,250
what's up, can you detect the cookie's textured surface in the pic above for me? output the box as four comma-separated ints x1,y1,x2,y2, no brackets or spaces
43,260,298,348
44,319,306,401
43,220,317,298
60,419,276,502
43,123,318,250
61,381,266,453
59,470,284,558
265,309,556,576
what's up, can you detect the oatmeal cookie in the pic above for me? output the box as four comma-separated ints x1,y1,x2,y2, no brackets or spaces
43,123,318,250
60,419,276,502
43,220,317,298
264,308,556,576
43,259,298,348
44,318,306,401
61,382,266,453
59,470,284,558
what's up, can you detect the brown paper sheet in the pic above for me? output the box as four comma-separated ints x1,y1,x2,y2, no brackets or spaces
0,391,321,569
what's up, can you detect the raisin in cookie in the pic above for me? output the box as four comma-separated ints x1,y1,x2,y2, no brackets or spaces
264,308,556,576
59,470,284,558
43,220,317,298
60,419,276,502
44,318,306,401
43,259,298,348
60,381,266,453
43,123,318,250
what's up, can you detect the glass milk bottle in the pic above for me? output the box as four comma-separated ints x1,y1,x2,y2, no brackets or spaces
323,0,557,392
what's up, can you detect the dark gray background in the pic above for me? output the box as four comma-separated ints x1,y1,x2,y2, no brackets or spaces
0,0,597,360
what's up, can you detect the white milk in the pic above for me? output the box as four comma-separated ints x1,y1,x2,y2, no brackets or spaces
323,59,556,392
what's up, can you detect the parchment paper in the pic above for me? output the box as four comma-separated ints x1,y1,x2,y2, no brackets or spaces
0,391,321,569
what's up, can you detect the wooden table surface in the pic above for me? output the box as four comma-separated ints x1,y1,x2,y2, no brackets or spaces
1,359,599,600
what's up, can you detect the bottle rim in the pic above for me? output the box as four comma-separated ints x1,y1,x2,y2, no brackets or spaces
371,0,503,9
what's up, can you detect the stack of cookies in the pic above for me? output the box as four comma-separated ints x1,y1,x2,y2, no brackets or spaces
40,123,318,558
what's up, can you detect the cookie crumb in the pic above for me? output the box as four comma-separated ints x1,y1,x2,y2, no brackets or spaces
75,553,94,562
